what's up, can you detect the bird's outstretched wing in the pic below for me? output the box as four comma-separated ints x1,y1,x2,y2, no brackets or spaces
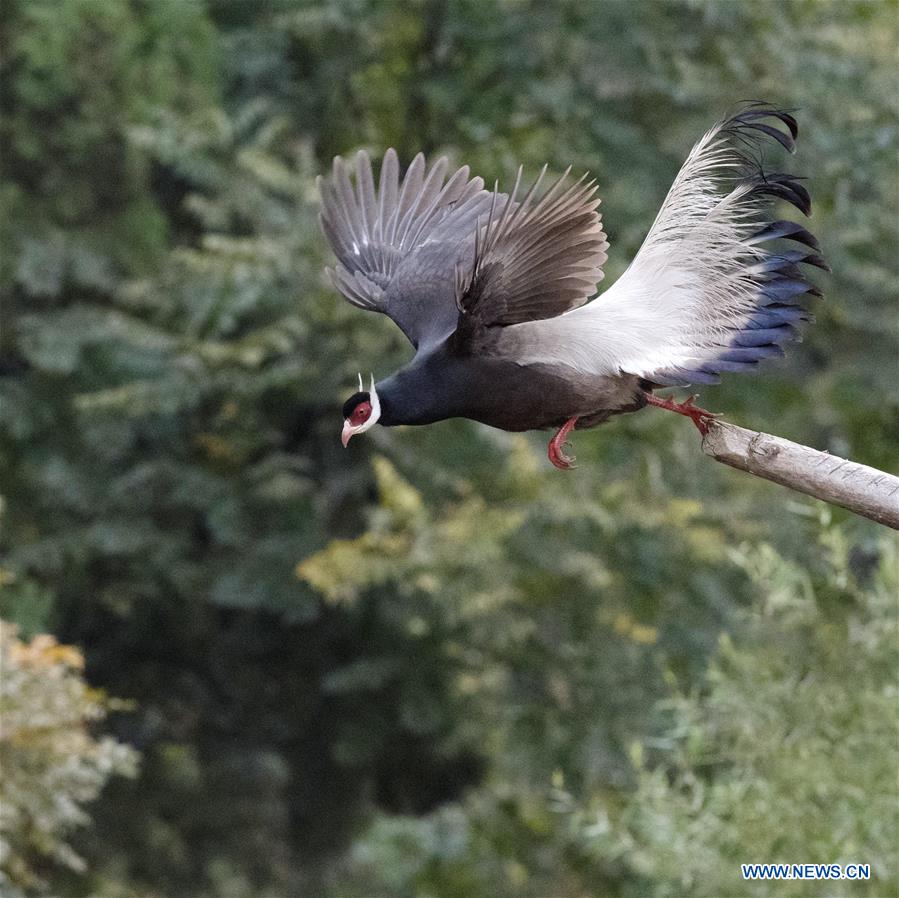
451,167,608,352
318,150,490,349
501,106,826,384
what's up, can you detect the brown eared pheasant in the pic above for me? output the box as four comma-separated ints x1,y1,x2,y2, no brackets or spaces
320,105,827,469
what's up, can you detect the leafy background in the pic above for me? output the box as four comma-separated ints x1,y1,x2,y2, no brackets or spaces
0,1,897,896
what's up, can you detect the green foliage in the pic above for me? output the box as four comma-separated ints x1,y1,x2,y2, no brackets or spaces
0,1,896,896
324,524,898,897
0,622,138,896
606,531,899,897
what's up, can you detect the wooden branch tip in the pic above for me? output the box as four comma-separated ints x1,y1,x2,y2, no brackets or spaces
700,420,899,530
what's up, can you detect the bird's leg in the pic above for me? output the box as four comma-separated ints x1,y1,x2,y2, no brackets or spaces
644,392,721,436
548,416,579,470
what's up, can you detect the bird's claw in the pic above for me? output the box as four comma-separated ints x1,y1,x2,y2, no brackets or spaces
683,396,723,434
547,416,580,470
550,448,577,470
644,391,723,436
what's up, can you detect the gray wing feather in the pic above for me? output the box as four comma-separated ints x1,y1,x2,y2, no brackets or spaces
319,149,488,347
453,166,608,350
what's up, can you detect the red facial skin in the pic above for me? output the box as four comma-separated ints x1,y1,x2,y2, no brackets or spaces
349,401,372,427
341,400,373,447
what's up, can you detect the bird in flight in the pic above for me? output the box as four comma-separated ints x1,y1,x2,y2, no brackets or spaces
319,105,826,469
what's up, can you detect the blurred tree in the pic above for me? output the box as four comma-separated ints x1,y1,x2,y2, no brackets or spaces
0,620,138,896
603,527,899,897
325,521,898,898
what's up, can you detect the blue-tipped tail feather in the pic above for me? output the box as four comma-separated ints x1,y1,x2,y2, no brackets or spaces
651,106,827,387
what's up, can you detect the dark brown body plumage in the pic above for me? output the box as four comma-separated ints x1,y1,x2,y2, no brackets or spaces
376,340,647,432
320,108,825,453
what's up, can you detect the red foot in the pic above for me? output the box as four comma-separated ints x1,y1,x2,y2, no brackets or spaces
644,392,721,436
548,416,579,470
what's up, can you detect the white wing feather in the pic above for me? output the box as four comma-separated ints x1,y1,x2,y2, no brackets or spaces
503,109,820,384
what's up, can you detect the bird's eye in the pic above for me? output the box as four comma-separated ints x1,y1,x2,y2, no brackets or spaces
351,403,370,425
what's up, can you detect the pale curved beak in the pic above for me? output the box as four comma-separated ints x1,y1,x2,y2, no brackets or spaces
341,419,354,448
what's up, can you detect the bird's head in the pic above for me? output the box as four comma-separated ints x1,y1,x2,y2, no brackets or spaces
341,374,381,447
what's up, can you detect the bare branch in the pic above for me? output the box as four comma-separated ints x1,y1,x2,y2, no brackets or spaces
701,421,899,530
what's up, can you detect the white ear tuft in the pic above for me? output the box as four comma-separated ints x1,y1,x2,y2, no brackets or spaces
357,372,364,392
368,374,381,421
